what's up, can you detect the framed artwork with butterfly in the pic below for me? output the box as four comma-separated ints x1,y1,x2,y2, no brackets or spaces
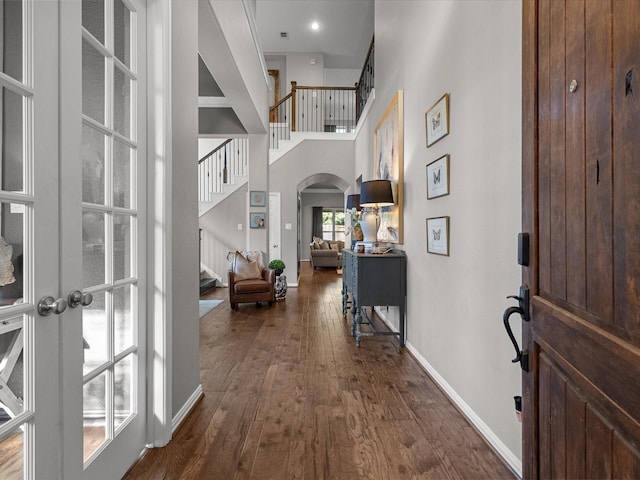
425,93,450,147
426,216,449,256
426,154,450,199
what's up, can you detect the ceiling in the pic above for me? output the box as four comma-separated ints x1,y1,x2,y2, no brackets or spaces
255,0,374,69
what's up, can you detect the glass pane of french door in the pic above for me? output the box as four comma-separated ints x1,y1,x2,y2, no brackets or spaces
0,0,61,478
0,0,145,476
76,0,145,471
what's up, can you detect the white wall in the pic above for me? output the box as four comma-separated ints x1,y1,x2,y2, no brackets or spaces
324,68,360,87
171,0,200,418
200,185,248,283
269,139,354,280
265,54,287,101
356,0,523,471
285,52,325,87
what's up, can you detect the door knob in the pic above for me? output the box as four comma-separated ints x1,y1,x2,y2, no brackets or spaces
67,290,93,308
38,296,68,316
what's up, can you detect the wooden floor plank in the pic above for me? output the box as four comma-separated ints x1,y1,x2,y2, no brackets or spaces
124,263,514,480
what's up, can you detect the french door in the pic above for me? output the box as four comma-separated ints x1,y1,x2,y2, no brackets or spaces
0,1,147,478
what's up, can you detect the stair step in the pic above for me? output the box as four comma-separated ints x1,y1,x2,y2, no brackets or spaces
200,278,217,294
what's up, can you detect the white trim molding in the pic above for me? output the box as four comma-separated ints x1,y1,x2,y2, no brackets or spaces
147,0,173,448
373,308,521,477
172,385,204,434
405,341,523,478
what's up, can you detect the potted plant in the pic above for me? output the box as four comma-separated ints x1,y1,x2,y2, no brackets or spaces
268,259,286,276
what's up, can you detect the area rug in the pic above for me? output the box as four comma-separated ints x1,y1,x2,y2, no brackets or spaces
199,299,223,318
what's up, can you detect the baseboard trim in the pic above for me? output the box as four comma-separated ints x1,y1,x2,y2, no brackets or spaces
405,342,522,478
373,308,522,478
172,384,204,434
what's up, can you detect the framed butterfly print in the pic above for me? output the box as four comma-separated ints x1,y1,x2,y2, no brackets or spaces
426,154,450,199
426,216,449,256
425,93,449,147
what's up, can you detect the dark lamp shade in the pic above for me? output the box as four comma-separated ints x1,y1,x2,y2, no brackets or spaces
346,194,361,210
360,180,394,207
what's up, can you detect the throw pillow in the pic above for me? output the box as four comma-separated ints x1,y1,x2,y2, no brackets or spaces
0,237,15,286
231,252,261,281
242,250,266,270
320,241,330,250
329,242,340,251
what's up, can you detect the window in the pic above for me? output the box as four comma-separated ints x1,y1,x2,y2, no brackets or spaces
322,209,345,242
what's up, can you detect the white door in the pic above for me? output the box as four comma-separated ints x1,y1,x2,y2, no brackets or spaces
269,192,281,261
0,1,62,477
0,1,147,478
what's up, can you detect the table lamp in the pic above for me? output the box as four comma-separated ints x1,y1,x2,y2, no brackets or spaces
359,180,394,244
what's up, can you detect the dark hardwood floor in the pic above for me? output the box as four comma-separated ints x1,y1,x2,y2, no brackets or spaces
124,262,515,479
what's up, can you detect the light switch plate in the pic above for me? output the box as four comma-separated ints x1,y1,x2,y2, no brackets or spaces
285,223,292,230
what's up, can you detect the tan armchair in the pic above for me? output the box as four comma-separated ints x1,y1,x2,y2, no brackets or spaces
227,251,275,309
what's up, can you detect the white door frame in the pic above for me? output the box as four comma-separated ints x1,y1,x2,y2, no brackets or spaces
269,192,281,262
146,0,173,449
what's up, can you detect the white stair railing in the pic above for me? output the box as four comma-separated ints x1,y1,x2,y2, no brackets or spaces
198,138,249,202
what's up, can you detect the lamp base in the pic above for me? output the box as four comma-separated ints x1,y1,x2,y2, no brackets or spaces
360,209,379,243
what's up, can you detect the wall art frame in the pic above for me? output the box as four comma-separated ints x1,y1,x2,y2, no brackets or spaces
250,191,266,207
425,93,450,147
426,154,450,199
373,90,404,243
426,216,450,256
250,212,265,229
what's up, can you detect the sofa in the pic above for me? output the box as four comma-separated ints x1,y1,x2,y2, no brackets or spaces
309,237,344,269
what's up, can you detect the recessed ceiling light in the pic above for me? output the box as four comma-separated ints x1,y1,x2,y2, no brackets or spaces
311,22,320,31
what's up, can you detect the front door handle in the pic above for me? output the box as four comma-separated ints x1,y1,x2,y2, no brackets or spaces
503,285,531,372
503,306,526,368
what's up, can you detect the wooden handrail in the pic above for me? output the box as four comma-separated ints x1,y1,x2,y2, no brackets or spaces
198,138,232,164
356,36,375,90
355,36,375,121
271,91,293,111
295,85,357,91
268,81,358,134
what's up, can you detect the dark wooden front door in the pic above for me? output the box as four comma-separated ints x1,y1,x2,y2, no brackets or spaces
523,0,640,477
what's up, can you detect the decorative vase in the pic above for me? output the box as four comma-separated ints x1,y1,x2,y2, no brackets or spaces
275,274,287,300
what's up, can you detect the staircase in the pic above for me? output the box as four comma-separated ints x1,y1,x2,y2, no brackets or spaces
197,38,375,287
198,138,249,216
198,36,375,212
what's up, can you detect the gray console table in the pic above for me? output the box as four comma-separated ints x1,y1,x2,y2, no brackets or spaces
341,249,407,347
